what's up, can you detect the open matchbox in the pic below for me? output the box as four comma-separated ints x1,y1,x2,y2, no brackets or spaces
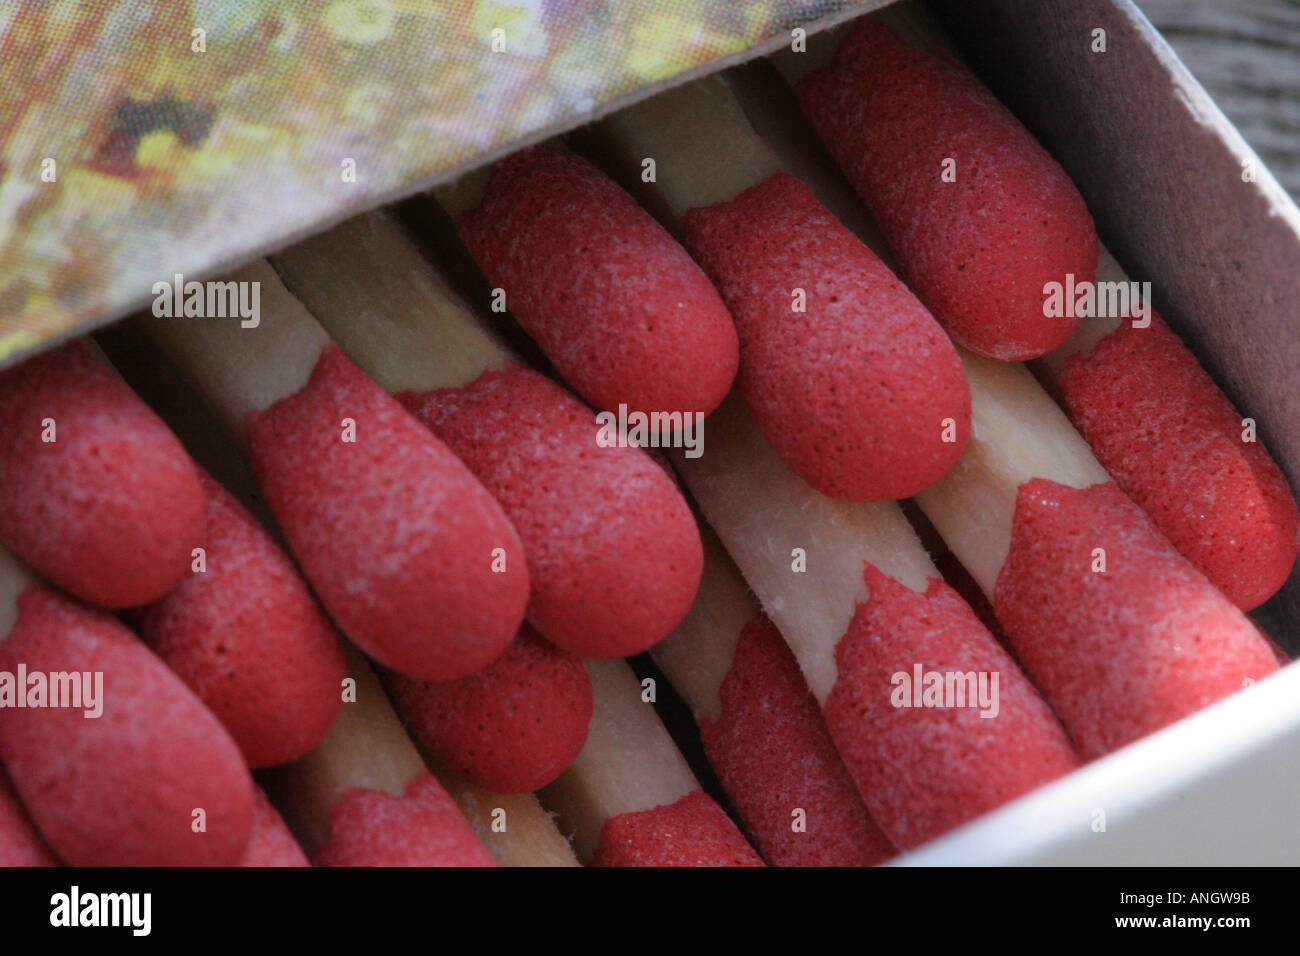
4,0,1300,866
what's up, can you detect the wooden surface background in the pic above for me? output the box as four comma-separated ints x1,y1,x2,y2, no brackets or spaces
1139,0,1300,199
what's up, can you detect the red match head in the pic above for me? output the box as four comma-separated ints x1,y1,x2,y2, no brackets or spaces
0,341,205,607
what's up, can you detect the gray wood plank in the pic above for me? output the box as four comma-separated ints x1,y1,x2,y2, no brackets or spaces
1138,0,1300,197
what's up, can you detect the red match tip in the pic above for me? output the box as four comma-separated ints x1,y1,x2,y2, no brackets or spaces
0,586,254,866
826,564,1078,850
591,789,765,867
682,172,970,501
994,479,1280,758
1058,313,1299,610
701,615,895,866
312,773,496,867
132,471,347,768
0,768,58,866
385,625,593,793
399,363,703,658
238,787,309,867
246,344,529,681
798,21,1097,360
456,147,739,418
0,341,205,608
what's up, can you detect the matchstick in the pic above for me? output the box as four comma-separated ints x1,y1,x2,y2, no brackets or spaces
778,10,1097,361
589,73,969,502
139,261,531,682
650,532,896,865
269,209,703,662
0,544,255,866
764,18,1282,756
434,145,740,422
1037,248,1298,610
538,659,763,866
260,644,574,866
0,339,205,608
777,10,1297,610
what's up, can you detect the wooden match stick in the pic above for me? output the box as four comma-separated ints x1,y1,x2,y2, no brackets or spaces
538,659,761,866
111,312,576,865
649,531,896,865
267,211,513,395
0,544,257,866
269,206,704,668
762,15,1282,757
261,644,577,866
272,210,884,863
138,261,530,683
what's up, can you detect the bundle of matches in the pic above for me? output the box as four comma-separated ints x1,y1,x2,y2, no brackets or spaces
0,3,1294,868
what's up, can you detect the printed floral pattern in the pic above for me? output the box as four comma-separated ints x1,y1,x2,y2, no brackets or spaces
0,0,870,364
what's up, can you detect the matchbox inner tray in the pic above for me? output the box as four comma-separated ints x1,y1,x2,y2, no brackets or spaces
3,0,1299,865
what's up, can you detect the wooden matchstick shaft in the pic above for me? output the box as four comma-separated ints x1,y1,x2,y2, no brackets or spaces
914,350,1110,597
592,75,781,225
1039,247,1134,372
433,165,494,219
648,530,754,721
260,644,425,854
424,761,580,867
671,394,936,705
268,210,514,393
538,659,699,863
0,546,33,640
139,260,330,440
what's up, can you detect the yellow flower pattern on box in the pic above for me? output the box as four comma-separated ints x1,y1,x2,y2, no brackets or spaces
0,0,871,363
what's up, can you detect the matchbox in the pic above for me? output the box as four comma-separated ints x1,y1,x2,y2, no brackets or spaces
1,0,1297,870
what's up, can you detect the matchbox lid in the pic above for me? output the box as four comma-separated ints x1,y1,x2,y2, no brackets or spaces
0,0,883,366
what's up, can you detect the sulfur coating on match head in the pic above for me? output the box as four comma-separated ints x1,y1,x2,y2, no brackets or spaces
0,767,58,866
994,479,1280,759
0,586,254,866
131,471,347,767
1058,313,1299,610
245,344,529,681
798,21,1098,361
826,564,1079,850
590,789,764,867
385,625,593,793
399,363,703,657
0,341,205,608
700,615,895,866
312,773,496,867
682,172,970,501
455,147,739,419
239,787,309,867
